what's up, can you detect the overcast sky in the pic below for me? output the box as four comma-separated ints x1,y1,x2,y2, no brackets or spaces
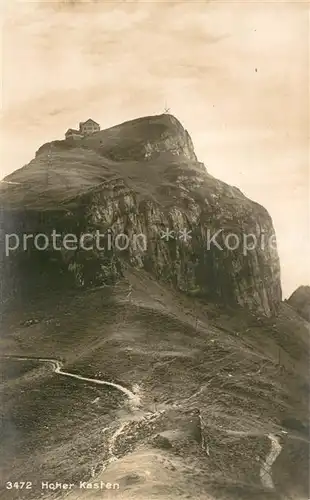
1,0,309,297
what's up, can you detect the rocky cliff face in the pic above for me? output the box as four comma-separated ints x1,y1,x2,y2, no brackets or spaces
0,114,282,315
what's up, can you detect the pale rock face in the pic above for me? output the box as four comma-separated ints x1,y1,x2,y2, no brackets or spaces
0,114,282,316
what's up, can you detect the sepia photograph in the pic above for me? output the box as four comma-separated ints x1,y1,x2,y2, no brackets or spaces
0,1,309,499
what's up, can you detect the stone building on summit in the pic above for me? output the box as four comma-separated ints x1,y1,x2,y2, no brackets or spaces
65,119,100,140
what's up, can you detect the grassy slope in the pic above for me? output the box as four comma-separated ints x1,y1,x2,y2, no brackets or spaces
0,269,309,500
1,112,248,213
0,148,223,212
0,115,308,498
1,114,177,209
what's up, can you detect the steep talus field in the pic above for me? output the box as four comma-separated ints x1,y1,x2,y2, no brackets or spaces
0,114,308,500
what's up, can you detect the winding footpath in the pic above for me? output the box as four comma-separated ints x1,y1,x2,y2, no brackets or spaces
259,433,282,489
220,428,282,489
1,355,141,409
3,355,284,492
3,353,150,498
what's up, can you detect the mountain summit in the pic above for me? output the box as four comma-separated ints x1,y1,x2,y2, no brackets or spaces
0,114,308,500
1,114,281,315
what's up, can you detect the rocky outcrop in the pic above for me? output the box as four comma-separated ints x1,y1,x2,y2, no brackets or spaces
88,113,198,162
35,114,197,163
287,286,310,322
0,114,282,315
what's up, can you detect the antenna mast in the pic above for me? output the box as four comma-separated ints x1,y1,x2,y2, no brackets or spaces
164,101,170,114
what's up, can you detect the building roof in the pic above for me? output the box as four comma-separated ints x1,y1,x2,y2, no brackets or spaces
65,128,82,135
80,119,100,127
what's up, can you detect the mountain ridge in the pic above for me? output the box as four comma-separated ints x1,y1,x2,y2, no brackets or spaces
0,113,308,500
0,114,281,315
287,285,310,322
